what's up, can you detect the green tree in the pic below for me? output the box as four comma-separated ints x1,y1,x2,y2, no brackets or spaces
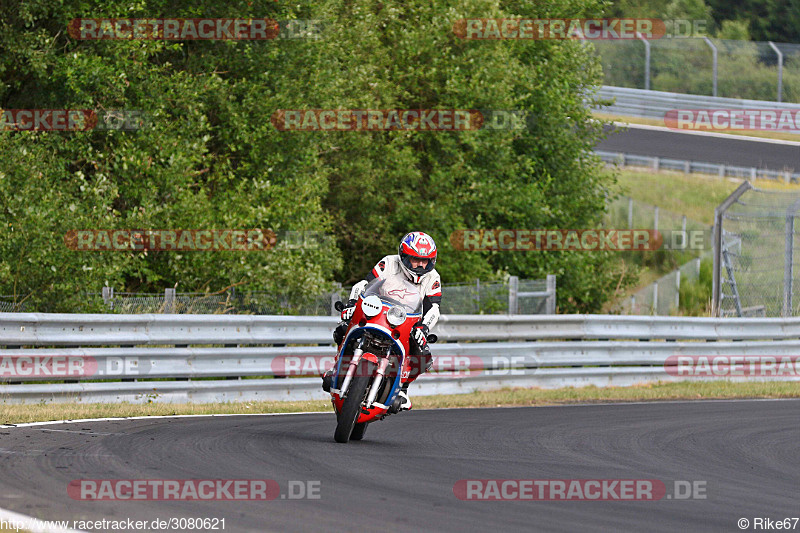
0,0,635,314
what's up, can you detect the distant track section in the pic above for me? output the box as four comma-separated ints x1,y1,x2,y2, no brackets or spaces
598,123,800,171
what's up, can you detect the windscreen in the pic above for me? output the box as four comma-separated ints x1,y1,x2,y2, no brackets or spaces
362,278,423,314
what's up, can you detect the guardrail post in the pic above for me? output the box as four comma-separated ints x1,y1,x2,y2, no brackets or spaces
164,288,176,314
768,41,783,103
508,276,518,315
703,37,718,97
546,275,556,314
675,270,681,312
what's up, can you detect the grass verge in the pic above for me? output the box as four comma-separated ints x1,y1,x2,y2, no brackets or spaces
3,381,800,425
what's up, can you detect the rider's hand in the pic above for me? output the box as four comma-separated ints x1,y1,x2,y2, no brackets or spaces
411,323,429,349
341,299,357,321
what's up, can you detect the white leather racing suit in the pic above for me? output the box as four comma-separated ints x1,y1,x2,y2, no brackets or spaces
349,254,442,332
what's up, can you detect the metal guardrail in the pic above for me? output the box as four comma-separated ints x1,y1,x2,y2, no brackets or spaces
3,313,800,404
596,85,800,120
596,150,800,183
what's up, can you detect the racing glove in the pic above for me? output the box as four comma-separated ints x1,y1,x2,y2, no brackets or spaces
411,323,429,350
341,299,357,321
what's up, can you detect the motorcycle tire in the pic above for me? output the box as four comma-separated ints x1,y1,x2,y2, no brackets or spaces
350,422,368,440
334,360,374,443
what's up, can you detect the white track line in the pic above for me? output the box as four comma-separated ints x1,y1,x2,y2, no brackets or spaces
2,398,798,429
613,121,800,146
0,411,329,429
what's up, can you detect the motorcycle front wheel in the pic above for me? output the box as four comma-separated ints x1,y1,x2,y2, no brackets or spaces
334,360,374,443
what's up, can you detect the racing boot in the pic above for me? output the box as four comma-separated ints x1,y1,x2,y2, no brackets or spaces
321,368,333,393
389,383,412,413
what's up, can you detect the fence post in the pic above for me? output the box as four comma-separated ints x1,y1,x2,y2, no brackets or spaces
164,288,176,314
783,200,800,316
712,181,753,316
508,276,518,315
681,215,687,235
768,41,783,103
102,286,114,309
545,274,557,314
703,37,718,97
654,206,659,233
652,282,658,315
330,282,342,316
637,33,650,90
628,197,634,229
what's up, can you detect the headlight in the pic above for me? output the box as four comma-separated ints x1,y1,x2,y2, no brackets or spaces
386,305,407,327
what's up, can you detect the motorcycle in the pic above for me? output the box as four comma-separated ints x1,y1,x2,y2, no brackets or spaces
327,277,436,443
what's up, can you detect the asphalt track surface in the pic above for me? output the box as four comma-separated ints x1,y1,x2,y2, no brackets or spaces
0,400,798,532
598,124,800,171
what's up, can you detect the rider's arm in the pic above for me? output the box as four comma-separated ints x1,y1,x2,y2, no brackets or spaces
348,257,388,300
421,278,442,330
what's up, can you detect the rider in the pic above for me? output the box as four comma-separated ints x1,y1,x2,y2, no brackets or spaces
322,231,441,411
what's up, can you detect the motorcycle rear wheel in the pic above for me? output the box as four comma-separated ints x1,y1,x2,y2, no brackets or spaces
334,360,374,443
350,422,368,440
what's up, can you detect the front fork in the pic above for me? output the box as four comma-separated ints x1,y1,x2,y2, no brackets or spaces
365,351,391,407
338,338,365,395
339,339,392,408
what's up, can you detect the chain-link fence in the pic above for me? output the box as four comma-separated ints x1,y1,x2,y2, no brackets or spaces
604,195,711,238
713,183,800,317
89,276,556,316
0,297,26,313
616,257,705,315
604,196,711,315
594,38,800,102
